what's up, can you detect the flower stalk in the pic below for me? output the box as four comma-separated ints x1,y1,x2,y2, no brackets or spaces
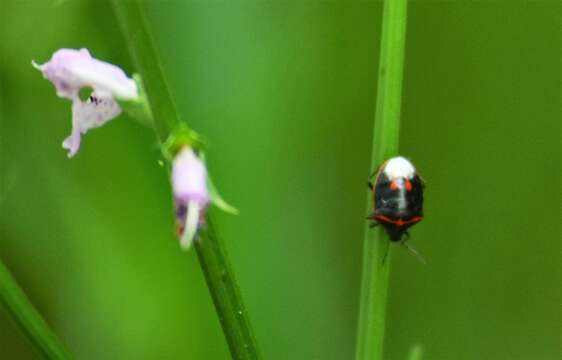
355,1,408,360
111,1,261,359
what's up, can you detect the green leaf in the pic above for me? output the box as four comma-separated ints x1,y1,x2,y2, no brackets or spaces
207,173,239,215
199,152,239,215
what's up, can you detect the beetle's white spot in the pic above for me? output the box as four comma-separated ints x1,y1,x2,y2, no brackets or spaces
383,156,416,179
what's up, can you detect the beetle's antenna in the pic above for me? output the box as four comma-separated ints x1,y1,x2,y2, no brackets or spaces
401,241,426,264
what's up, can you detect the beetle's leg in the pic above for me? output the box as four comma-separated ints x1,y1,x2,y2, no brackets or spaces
401,240,426,264
367,181,374,190
368,163,383,180
382,241,391,264
366,213,379,228
418,174,427,188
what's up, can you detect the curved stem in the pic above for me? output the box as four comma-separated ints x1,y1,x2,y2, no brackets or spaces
0,259,71,359
111,2,261,359
355,1,408,360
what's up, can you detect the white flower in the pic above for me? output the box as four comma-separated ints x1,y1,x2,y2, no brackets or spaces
33,48,138,157
172,147,210,250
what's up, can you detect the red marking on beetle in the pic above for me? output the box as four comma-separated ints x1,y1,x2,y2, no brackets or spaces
405,180,412,191
375,214,423,227
390,180,398,191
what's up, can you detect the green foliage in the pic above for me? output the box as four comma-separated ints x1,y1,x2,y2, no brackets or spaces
0,1,560,359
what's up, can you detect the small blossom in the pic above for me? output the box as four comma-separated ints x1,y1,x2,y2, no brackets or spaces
33,48,138,157
172,147,210,250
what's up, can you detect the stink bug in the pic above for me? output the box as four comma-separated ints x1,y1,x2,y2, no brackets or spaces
367,156,425,261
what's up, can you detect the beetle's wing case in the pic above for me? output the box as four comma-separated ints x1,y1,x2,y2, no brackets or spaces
370,159,389,215
405,174,424,217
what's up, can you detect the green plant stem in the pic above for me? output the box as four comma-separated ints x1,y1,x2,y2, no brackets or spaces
0,259,71,359
355,1,408,360
196,218,260,359
110,0,180,140
111,2,261,359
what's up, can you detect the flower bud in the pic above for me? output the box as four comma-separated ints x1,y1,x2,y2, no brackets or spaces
172,147,210,249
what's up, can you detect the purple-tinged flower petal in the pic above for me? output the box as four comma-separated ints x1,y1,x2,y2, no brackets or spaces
172,147,210,249
33,48,138,156
62,94,122,157
32,48,137,100
172,148,210,206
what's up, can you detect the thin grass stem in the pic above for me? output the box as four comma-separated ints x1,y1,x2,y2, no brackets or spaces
355,1,408,360
0,260,71,359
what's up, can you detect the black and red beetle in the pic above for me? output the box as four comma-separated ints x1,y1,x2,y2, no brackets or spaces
367,156,425,260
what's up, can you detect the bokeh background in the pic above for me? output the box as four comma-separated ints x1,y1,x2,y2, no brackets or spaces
1,1,560,359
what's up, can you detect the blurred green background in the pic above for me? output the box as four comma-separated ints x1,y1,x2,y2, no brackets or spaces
0,1,560,359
